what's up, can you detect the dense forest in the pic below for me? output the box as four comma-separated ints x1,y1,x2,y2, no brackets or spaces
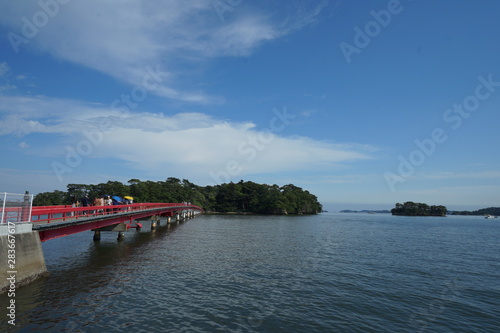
33,178,322,215
391,202,447,217
450,207,500,216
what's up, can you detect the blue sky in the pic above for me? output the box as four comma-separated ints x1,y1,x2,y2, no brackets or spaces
1,0,499,211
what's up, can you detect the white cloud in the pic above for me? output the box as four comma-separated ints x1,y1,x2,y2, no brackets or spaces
0,62,9,77
0,84,16,92
84,111,371,180
0,1,326,104
0,95,372,181
0,62,15,92
94,124,369,177
300,109,317,117
0,95,120,136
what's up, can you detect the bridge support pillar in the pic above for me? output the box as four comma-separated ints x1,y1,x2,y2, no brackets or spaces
0,230,48,294
151,220,157,230
167,217,171,224
117,231,125,241
176,214,180,222
93,230,101,241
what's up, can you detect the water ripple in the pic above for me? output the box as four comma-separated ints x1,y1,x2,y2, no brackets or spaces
2,214,499,332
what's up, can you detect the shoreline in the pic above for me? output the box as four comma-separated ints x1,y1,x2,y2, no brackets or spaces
202,211,320,216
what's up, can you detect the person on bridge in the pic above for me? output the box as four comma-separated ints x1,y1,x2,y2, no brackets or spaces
94,196,104,213
70,196,80,216
81,195,90,215
105,196,112,214
125,196,133,211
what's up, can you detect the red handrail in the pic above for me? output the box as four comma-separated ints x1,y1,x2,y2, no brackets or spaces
30,203,203,224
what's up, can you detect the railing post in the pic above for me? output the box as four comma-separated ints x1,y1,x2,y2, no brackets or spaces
1,192,6,224
29,194,33,222
20,191,31,223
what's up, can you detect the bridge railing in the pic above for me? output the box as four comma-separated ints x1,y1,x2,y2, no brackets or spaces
1,192,34,224
31,203,203,224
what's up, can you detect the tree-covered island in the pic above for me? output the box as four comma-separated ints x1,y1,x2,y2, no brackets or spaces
33,178,322,215
391,202,447,217
450,207,500,216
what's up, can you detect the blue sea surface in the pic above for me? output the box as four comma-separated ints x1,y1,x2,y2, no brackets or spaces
2,213,499,332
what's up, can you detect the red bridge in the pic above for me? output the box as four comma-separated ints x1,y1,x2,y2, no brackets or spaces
30,202,204,242
0,197,203,293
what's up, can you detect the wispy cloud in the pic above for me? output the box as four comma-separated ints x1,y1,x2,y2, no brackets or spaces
0,95,119,136
0,1,326,104
420,171,500,180
0,95,372,180
300,109,317,117
307,173,382,184
0,62,9,77
0,62,16,92
18,141,29,149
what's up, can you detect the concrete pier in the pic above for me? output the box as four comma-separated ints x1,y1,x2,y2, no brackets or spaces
0,230,47,293
92,223,127,241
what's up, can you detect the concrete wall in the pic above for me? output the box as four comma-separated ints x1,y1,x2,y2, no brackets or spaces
0,222,32,236
0,231,47,293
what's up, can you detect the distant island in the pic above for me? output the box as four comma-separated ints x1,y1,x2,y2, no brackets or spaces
391,202,447,217
340,210,390,214
33,178,322,215
449,207,500,216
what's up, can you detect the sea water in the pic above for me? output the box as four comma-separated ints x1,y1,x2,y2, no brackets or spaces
2,213,499,332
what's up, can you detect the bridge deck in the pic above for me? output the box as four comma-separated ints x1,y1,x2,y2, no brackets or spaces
32,206,182,231
29,203,202,242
